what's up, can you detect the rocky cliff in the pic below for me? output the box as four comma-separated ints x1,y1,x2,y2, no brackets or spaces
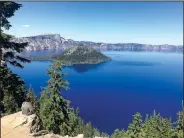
11,34,183,52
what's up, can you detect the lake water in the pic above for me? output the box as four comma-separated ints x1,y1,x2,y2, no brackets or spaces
10,51,183,134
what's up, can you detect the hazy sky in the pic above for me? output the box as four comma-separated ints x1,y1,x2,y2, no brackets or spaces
5,2,183,45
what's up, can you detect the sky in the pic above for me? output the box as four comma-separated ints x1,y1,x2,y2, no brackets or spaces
4,2,183,45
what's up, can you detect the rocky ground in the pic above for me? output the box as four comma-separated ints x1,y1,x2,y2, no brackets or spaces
1,112,104,138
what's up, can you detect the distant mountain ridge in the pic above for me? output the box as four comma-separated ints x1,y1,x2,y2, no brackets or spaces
11,34,183,52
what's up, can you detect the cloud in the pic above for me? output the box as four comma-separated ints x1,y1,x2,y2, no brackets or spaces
22,25,31,28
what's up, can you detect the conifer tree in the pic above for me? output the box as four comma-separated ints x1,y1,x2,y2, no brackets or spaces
39,60,70,135
142,111,173,138
127,112,144,138
66,107,85,136
0,1,30,115
83,122,102,138
175,110,184,138
176,111,183,132
111,129,121,138
1,68,25,114
93,128,100,137
83,122,94,138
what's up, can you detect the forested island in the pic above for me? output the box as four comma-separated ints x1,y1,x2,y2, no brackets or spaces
28,46,111,66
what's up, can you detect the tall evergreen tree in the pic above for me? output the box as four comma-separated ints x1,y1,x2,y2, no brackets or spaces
93,128,100,137
39,60,70,135
127,112,144,138
0,1,30,115
176,111,183,132
66,107,85,136
175,110,184,138
83,122,94,138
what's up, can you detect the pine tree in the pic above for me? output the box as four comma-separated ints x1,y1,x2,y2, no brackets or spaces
0,1,30,115
1,67,25,115
127,112,144,138
142,111,173,138
175,110,184,138
93,128,100,137
83,122,94,138
83,122,102,138
66,105,85,136
39,60,70,135
176,111,183,132
111,129,121,138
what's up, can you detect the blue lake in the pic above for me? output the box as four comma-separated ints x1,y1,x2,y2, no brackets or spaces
10,51,183,134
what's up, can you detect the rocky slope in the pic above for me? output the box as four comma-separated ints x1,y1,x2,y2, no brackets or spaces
11,34,183,52
28,46,111,65
1,112,106,138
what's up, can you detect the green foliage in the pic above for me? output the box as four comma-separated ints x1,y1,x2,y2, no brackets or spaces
111,129,127,138
174,110,184,138
0,1,30,116
176,110,183,132
25,87,43,133
58,46,110,65
83,122,94,138
25,86,39,113
111,111,183,138
66,107,85,136
39,60,96,136
93,128,101,137
0,1,30,68
83,122,102,138
101,132,109,137
0,33,30,68
127,112,144,138
142,111,174,138
39,60,69,135
1,67,25,115
0,1,22,30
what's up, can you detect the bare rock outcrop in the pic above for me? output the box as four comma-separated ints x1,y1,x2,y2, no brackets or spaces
21,102,34,116
1,112,108,138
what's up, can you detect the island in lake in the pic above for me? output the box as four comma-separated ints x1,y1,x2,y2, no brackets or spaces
28,46,111,66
